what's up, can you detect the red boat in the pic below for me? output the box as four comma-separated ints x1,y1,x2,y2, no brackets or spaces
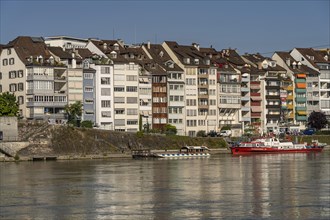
230,137,326,155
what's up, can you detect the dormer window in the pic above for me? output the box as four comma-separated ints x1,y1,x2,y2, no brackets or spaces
83,60,90,69
110,51,117,59
205,59,210,65
159,51,164,57
184,58,190,64
194,59,199,65
114,43,119,50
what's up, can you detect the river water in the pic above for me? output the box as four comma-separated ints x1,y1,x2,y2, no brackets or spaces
1,152,329,220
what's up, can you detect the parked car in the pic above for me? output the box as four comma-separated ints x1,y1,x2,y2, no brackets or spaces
218,130,232,137
303,128,316,135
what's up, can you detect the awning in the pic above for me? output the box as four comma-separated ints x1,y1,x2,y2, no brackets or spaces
296,83,306,89
297,111,307,115
296,73,306,78
251,96,262,101
251,106,262,112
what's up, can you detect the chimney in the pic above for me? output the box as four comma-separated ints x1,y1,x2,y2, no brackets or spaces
72,58,76,69
147,41,150,49
103,43,107,50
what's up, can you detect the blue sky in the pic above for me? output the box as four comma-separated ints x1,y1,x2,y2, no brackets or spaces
1,0,329,55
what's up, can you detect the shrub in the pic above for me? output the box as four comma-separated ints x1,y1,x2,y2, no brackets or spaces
81,120,93,128
197,130,206,137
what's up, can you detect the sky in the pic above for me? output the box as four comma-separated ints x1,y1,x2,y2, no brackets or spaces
0,0,329,55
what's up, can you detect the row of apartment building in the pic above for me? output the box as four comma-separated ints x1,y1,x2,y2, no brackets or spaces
0,36,329,137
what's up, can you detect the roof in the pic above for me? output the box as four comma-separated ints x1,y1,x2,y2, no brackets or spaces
275,51,320,76
164,41,210,67
48,47,72,59
6,36,51,64
144,43,183,72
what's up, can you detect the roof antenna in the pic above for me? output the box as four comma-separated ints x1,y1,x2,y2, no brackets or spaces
113,28,115,39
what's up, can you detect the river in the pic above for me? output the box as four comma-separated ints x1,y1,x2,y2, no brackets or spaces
1,152,329,220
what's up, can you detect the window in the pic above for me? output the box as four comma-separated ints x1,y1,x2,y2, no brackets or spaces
84,73,93,79
115,109,125,114
84,87,93,92
114,97,125,103
18,83,24,91
101,67,110,74
0,85,2,93
126,86,137,92
7,49,11,55
127,120,138,125
0,72,2,79
18,96,24,105
9,58,14,65
127,97,137,103
2,59,8,66
17,70,23,78
101,77,110,85
126,75,137,81
101,88,111,96
127,108,138,115
101,111,111,117
9,71,16,79
114,119,125,126
101,100,111,107
9,84,17,92
84,99,94,104
114,86,125,92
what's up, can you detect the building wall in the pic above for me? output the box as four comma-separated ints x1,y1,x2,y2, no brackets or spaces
0,117,18,141
94,64,113,130
0,47,27,118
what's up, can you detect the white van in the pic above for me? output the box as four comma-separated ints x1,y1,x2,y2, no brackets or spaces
218,130,232,137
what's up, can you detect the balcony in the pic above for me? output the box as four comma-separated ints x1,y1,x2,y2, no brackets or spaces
266,114,281,119
198,94,209,99
241,87,249,92
287,95,293,100
241,117,251,122
286,85,294,91
266,104,281,109
27,74,54,81
266,85,280,90
241,106,250,111
296,115,307,121
251,112,261,118
241,77,249,82
287,104,293,109
295,88,306,93
295,97,307,102
241,96,250,101
266,95,280,100
296,106,307,111
198,84,208,89
27,101,67,108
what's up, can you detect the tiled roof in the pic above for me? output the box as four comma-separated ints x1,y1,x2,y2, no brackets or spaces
7,36,51,64
144,44,183,72
296,48,330,64
48,47,72,59
275,51,319,76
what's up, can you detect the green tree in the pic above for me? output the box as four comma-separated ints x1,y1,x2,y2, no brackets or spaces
308,111,328,130
65,101,83,127
0,92,19,117
164,124,177,136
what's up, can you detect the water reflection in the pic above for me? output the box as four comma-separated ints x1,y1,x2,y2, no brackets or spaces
1,152,329,219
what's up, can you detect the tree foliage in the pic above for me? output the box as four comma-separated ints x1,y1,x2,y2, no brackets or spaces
308,111,328,130
0,92,19,117
81,120,93,128
65,101,83,127
164,124,177,136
